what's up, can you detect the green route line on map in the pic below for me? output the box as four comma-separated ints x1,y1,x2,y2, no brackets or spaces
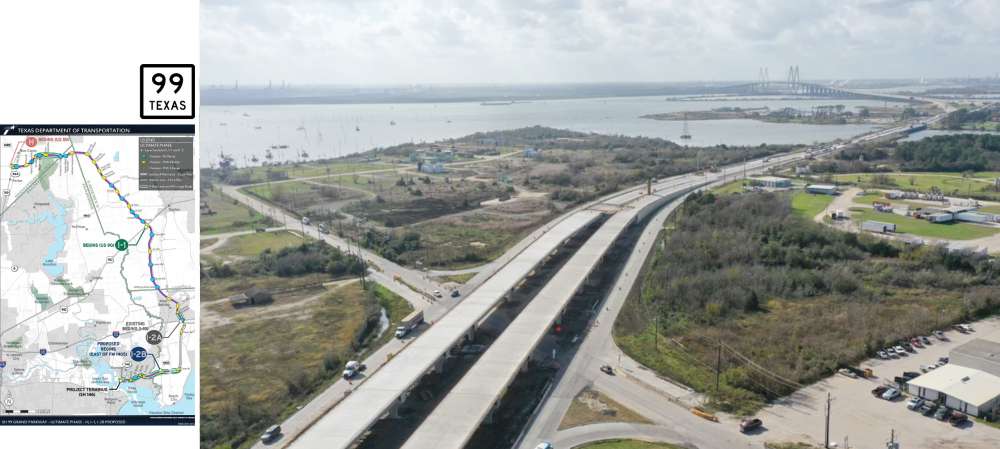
10,149,188,384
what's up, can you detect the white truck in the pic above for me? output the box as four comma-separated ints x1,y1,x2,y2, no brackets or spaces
394,310,424,338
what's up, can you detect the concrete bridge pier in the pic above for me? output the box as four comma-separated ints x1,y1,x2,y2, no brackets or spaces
484,400,501,424
432,354,447,374
389,391,411,418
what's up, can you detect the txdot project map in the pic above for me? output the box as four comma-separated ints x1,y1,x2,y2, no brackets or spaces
0,125,196,425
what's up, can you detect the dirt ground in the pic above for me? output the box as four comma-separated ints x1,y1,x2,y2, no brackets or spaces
755,317,1000,449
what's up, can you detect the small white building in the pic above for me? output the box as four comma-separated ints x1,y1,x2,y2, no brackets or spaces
750,176,792,188
907,364,1000,418
805,184,838,195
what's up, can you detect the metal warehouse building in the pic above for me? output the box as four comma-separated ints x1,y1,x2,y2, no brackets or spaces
805,184,838,195
906,339,1000,419
907,364,1000,418
951,338,1000,377
749,176,792,188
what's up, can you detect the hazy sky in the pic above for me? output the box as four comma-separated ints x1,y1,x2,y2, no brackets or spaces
202,0,1000,85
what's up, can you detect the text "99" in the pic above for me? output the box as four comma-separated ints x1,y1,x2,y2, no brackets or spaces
151,72,184,94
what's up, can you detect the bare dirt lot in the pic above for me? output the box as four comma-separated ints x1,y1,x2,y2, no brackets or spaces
756,317,1000,449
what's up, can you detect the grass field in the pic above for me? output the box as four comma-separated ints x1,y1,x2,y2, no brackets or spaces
201,272,331,303
712,180,748,195
852,209,1000,240
201,186,274,235
764,443,820,449
832,172,1000,199
215,230,307,258
558,387,652,430
242,180,315,202
231,161,397,183
575,440,685,449
201,281,411,449
437,272,476,284
790,192,835,219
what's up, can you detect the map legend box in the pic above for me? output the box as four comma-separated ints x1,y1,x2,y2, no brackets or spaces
138,136,194,191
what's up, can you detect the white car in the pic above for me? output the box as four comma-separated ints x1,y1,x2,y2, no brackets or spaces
433,290,442,297
894,345,907,355
882,388,901,400
535,443,553,449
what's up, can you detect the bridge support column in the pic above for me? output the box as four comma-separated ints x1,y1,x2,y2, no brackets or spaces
433,355,447,374
389,391,411,418
484,400,501,424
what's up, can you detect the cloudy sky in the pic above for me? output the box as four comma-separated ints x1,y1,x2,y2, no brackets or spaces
202,0,1000,85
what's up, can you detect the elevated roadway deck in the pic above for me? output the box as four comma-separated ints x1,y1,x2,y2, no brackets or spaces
289,209,603,449
400,179,705,449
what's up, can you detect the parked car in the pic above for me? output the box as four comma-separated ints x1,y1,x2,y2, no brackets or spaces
535,443,553,449
921,336,931,345
838,368,858,379
882,388,901,400
910,338,923,348
906,397,924,410
934,407,951,421
902,342,915,352
902,371,921,380
920,402,938,416
740,418,763,433
871,386,889,398
260,425,282,444
600,365,615,376
933,330,947,340
433,290,442,298
949,411,969,426
451,289,460,298
954,324,969,333
939,357,949,364
877,350,889,360
894,345,907,355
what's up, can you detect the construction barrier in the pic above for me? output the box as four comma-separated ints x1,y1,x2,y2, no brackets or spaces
691,407,719,422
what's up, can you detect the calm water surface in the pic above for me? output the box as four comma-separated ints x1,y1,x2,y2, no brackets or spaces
201,96,887,166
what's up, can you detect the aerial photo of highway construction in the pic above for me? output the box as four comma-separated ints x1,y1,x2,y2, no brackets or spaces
197,3,1000,449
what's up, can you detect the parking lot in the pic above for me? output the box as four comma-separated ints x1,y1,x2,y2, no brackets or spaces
756,317,1000,449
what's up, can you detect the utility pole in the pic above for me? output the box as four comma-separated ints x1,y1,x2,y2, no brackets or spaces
886,429,898,449
653,314,658,350
824,392,833,449
715,340,722,393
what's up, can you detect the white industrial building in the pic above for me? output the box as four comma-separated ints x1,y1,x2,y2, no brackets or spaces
907,364,1000,418
749,176,792,188
907,339,1000,419
805,184,838,195
951,339,1000,376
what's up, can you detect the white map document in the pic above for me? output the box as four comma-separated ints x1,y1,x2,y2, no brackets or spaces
0,125,196,425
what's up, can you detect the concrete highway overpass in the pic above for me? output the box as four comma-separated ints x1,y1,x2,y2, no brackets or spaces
288,209,603,449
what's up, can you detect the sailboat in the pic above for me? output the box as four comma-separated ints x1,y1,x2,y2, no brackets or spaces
680,113,692,140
